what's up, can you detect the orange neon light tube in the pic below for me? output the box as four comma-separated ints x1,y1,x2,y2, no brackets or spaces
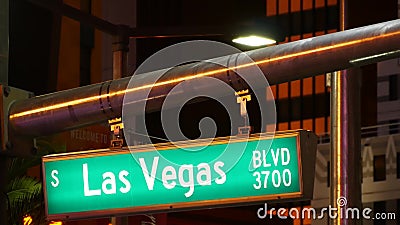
9,30,400,120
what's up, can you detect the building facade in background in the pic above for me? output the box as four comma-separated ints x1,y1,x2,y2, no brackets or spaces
8,0,400,224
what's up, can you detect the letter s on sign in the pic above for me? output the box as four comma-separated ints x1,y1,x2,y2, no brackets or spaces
214,161,226,184
51,170,59,188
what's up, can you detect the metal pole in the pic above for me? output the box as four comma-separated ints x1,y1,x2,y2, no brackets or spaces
0,0,9,223
112,29,129,79
112,31,129,225
330,0,362,224
0,0,8,85
8,19,400,137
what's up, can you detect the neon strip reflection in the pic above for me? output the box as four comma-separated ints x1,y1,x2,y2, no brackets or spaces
335,71,342,225
9,30,400,119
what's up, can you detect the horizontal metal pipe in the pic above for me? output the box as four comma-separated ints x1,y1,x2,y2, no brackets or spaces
9,78,129,136
9,19,400,137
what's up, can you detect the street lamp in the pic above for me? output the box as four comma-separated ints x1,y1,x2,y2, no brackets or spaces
231,18,283,47
232,35,276,47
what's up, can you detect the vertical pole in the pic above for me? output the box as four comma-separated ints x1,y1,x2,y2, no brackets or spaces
111,28,129,225
0,0,8,85
330,0,362,224
0,0,9,223
112,26,129,79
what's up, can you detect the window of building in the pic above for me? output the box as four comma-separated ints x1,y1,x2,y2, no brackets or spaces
374,155,386,182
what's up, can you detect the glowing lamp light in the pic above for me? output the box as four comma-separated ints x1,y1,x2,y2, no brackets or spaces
232,35,276,47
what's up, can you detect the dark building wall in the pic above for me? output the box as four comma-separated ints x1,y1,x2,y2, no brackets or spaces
136,0,266,65
135,0,398,138
8,0,57,94
348,0,398,28
266,0,338,135
135,0,268,141
268,0,398,133
348,0,398,127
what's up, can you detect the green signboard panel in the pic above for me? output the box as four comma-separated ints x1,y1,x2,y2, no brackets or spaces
42,130,317,220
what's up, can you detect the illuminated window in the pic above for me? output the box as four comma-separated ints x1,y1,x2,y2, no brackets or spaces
291,0,301,13
279,0,289,14
315,75,326,94
303,77,313,96
315,117,325,135
303,0,313,10
291,80,301,98
290,120,301,129
303,119,313,131
315,0,325,8
266,0,277,16
279,82,289,99
278,122,289,131
327,0,337,6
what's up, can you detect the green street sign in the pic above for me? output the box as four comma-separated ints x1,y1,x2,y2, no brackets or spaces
42,130,317,220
